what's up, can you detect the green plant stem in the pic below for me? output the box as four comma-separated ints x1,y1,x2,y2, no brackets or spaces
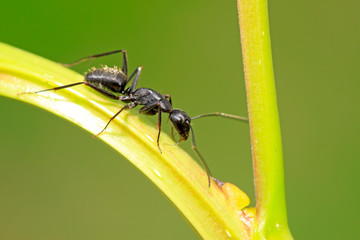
236,1,293,239
0,42,252,240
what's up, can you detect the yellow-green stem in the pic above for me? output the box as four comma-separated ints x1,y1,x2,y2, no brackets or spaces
237,0,293,239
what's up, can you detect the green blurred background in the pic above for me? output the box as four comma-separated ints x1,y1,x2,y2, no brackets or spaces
0,0,359,239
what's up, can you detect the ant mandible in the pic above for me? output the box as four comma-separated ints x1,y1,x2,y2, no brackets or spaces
18,50,248,187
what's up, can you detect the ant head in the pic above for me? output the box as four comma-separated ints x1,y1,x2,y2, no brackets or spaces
169,109,191,141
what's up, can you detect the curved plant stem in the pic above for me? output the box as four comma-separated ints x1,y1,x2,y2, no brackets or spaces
0,42,252,239
237,1,294,239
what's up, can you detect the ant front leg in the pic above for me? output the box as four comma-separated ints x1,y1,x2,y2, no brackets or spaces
61,50,128,74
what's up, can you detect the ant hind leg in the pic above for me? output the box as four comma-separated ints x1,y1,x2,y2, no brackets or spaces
18,82,84,95
60,50,128,73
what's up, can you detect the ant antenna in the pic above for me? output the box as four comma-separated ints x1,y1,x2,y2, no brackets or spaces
192,112,248,122
189,112,248,187
190,126,212,187
17,82,84,95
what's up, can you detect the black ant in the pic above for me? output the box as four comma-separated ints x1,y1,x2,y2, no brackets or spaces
18,50,248,187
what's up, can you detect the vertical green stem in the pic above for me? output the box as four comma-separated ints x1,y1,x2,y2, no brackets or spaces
237,1,293,239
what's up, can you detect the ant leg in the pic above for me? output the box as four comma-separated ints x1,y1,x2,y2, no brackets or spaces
138,101,163,153
164,94,172,106
86,83,121,100
189,126,212,187
156,108,163,153
191,112,248,122
61,50,127,70
165,140,182,147
138,101,160,114
170,126,176,141
120,50,128,75
95,102,137,137
125,66,143,94
18,82,84,95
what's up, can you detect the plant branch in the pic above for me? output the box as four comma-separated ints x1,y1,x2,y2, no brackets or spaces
236,0,293,239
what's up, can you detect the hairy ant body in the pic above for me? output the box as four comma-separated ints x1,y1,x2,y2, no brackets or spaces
19,50,248,187
21,50,141,97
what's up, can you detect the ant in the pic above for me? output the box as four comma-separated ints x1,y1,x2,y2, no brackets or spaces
18,50,248,187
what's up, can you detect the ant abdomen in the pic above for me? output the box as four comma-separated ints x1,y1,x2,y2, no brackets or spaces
85,67,127,94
